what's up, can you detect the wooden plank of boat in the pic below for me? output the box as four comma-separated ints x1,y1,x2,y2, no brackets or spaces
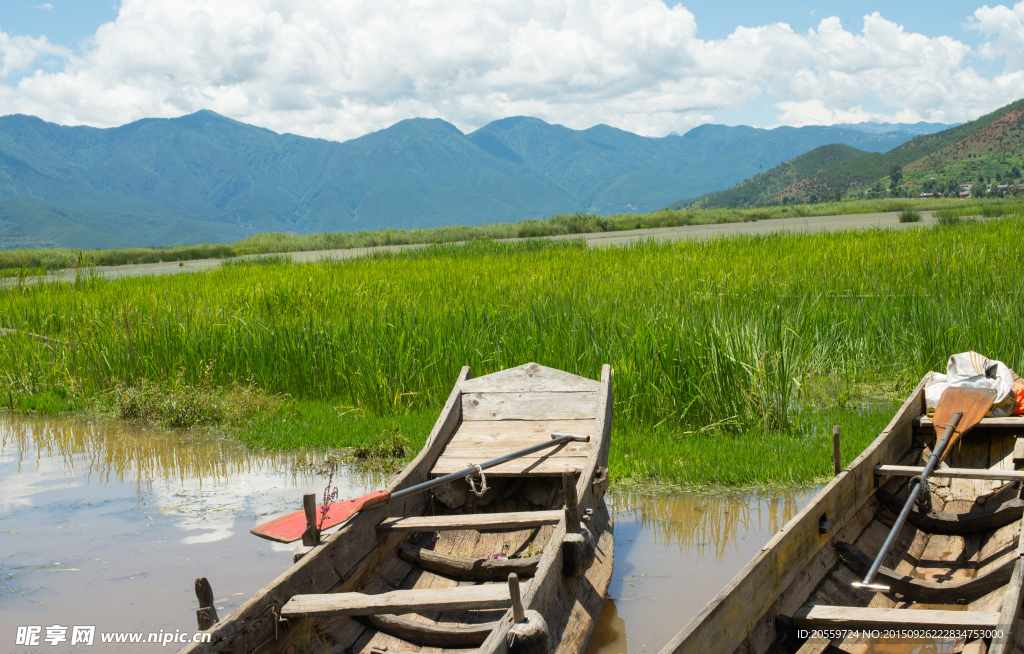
362,613,499,648
877,487,1024,534
377,510,562,532
431,456,588,476
459,363,603,393
1014,437,1024,467
834,541,1015,603
179,362,615,654
793,605,1001,630
990,553,1024,654
281,584,514,618
462,391,598,421
915,415,1024,429
399,544,540,580
875,464,1024,481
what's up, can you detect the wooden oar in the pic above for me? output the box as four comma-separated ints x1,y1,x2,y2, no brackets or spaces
251,432,590,543
934,386,998,459
843,385,997,592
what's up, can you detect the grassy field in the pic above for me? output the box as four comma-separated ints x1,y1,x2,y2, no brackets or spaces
3,215,1023,486
1,197,1018,274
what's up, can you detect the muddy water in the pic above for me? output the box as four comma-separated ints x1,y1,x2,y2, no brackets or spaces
1,415,818,652
587,487,818,654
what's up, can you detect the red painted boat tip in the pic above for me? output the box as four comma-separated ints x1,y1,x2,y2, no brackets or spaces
250,490,390,543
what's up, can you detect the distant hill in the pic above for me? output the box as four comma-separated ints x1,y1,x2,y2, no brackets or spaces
685,99,1024,207
466,118,912,214
667,144,866,209
833,121,957,136
0,111,922,249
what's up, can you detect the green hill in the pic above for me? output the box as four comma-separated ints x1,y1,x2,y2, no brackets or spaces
776,99,1024,201
669,144,866,209
682,98,1024,206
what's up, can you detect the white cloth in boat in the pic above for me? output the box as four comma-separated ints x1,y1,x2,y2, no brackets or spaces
925,350,1017,417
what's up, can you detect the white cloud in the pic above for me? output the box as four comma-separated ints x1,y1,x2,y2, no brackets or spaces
968,1,1024,71
0,0,1020,139
0,31,67,80
36,3,55,10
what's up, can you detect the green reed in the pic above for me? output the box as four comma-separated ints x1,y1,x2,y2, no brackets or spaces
3,218,1024,483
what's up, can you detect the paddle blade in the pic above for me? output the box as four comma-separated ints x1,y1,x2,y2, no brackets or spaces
250,490,390,543
934,386,997,458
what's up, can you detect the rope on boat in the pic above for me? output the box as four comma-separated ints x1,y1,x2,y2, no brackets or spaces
465,464,489,497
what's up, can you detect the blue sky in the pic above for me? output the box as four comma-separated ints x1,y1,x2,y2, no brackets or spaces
0,0,1021,141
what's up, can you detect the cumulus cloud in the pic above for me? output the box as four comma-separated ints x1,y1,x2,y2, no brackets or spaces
0,0,1021,139
968,1,1024,71
0,31,67,80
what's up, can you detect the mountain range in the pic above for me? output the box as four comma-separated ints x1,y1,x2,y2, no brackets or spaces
0,111,948,249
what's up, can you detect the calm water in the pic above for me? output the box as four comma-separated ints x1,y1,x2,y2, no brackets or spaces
0,415,818,652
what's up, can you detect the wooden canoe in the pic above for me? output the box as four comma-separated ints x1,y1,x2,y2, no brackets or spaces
180,362,614,654
661,372,1024,654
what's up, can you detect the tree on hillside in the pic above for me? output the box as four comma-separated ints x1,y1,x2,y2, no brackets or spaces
888,165,903,187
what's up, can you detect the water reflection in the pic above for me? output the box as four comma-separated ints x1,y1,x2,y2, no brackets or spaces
1,414,324,493
588,487,819,654
610,488,807,562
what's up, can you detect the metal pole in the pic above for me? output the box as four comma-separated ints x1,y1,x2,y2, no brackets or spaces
389,432,590,502
852,411,963,591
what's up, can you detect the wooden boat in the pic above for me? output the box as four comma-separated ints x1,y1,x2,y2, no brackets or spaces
661,372,1024,654
182,363,613,654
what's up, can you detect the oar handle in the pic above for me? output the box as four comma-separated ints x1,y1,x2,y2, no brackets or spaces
860,410,963,587
389,432,590,502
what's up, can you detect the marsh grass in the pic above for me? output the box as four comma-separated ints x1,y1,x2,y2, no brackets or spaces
5,219,1024,484
897,210,922,223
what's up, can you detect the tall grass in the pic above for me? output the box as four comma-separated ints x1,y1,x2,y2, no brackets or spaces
3,219,1024,483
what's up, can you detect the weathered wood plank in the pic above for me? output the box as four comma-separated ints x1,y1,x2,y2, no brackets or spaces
362,613,497,648
462,392,597,421
430,456,589,476
282,584,513,618
795,637,834,654
449,419,596,442
916,415,1024,429
438,443,592,458
793,605,1001,630
1014,439,1024,468
836,541,1015,603
399,544,540,580
658,374,928,654
991,558,1024,654
878,489,1024,534
459,363,603,394
378,510,562,533
551,506,615,654
876,465,1024,481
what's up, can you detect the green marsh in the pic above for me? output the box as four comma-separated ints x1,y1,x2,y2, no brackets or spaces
3,217,1023,486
